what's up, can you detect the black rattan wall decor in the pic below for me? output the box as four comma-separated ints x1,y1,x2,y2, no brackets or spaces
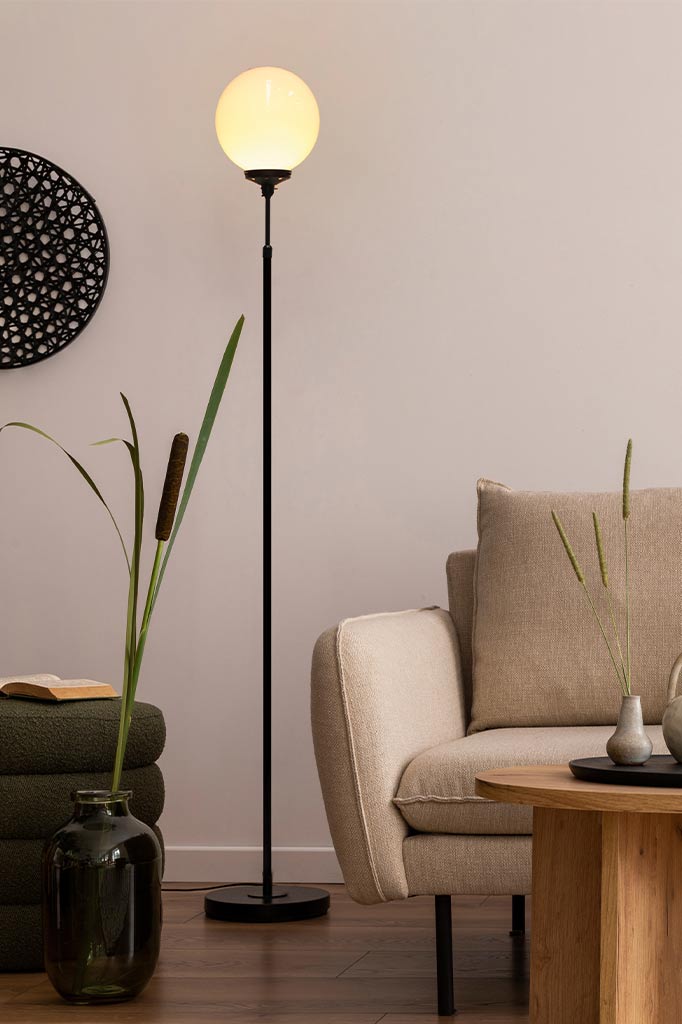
0,147,109,368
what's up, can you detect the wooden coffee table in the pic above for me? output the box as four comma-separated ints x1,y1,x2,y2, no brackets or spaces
475,764,682,1024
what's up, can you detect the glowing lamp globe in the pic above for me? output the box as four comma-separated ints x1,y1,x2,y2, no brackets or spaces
215,66,319,174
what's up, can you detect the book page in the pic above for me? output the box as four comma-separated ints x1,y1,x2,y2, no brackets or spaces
0,673,61,687
46,680,115,689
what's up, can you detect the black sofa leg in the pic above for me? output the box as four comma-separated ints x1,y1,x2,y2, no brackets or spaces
510,894,526,937
435,894,456,1016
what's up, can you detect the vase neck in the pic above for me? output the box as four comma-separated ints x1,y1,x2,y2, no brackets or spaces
72,790,131,820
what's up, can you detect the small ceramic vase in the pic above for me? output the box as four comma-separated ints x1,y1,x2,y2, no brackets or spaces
606,695,653,766
663,654,682,762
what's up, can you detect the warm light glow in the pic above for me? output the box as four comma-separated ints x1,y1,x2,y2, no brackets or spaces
215,66,320,171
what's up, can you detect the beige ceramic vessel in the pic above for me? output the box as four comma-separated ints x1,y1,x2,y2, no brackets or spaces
606,694,653,766
663,654,682,762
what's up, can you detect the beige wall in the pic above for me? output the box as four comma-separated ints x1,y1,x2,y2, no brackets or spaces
2,0,682,880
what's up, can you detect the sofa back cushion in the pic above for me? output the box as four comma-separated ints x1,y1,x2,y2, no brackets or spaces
468,479,682,734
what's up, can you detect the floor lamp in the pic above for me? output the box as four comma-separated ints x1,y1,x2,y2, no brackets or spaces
205,67,330,923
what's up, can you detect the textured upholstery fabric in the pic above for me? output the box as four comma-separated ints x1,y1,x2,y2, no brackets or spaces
0,699,165,774
470,480,682,733
311,608,467,905
0,827,165,904
0,764,164,839
0,700,165,970
0,840,47,904
445,550,476,722
395,724,667,834
0,904,42,971
403,834,532,896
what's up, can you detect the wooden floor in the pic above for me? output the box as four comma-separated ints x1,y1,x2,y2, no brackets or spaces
0,885,530,1023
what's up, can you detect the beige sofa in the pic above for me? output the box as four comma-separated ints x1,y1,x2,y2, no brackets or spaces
311,550,667,1017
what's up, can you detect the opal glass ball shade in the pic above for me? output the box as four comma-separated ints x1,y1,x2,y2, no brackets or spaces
215,66,320,171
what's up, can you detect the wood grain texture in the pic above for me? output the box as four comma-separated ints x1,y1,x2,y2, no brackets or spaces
380,1015,528,1024
529,808,602,1024
505,792,682,1024
475,764,682,812
341,946,529,979
0,886,530,1022
599,812,682,1024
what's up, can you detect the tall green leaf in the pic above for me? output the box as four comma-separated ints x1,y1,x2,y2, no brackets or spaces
92,401,145,740
0,421,130,570
93,434,143,687
120,397,144,711
151,315,244,612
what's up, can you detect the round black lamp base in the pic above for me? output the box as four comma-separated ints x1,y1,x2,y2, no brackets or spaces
204,884,330,923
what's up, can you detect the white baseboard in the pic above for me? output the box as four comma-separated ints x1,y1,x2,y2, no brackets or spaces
164,845,343,884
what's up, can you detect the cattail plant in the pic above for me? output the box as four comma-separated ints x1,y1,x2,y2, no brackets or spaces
1,315,244,790
551,440,634,696
111,432,190,792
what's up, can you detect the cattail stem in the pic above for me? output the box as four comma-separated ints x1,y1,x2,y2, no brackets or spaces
593,510,628,690
112,539,165,792
581,582,629,696
605,588,628,693
111,668,130,793
122,539,165,757
113,560,140,792
622,439,633,693
625,518,631,691
554,509,626,694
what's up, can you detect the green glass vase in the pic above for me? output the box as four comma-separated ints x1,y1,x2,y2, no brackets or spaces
42,790,162,1003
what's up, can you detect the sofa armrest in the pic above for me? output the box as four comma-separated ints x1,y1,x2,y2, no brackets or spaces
311,607,466,904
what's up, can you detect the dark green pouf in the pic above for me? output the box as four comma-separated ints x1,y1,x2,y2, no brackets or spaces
0,905,43,972
0,842,46,904
0,699,165,774
0,763,164,839
0,699,166,971
0,828,165,905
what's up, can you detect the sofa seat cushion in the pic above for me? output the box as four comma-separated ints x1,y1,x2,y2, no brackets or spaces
394,725,667,835
0,699,165,774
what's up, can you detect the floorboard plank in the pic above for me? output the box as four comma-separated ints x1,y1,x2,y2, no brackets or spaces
341,946,529,980
8,976,528,1013
0,886,530,1022
155,948,367,978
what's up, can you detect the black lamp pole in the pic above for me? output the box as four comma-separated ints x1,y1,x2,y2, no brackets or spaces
205,171,330,923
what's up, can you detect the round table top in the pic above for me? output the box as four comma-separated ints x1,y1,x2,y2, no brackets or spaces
475,764,682,813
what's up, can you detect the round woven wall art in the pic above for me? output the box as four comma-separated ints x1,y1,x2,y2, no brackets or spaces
0,147,109,368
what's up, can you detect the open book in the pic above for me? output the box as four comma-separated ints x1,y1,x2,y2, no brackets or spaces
0,674,119,701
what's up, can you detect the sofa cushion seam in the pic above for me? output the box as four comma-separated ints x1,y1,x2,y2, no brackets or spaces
393,794,490,805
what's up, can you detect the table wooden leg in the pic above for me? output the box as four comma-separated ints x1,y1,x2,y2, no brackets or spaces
530,807,603,1024
530,807,682,1024
600,811,682,1024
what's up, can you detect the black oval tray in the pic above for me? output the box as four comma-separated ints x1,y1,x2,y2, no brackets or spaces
569,755,682,787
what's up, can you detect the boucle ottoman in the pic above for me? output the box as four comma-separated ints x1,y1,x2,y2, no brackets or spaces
0,699,166,971
0,698,165,773
0,906,42,972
